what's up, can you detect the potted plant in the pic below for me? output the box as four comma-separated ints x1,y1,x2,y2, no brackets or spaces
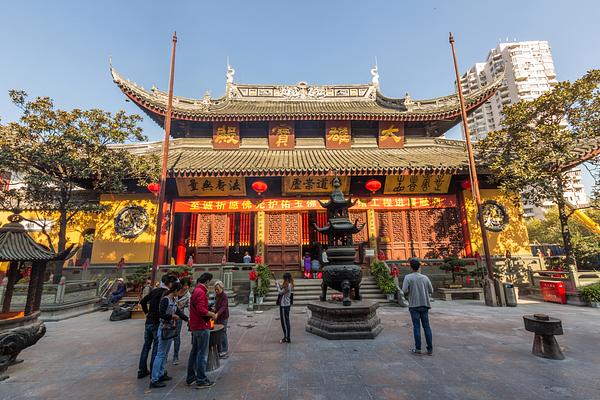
381,280,397,300
254,264,270,304
371,260,396,300
440,257,470,288
126,265,151,293
580,283,600,308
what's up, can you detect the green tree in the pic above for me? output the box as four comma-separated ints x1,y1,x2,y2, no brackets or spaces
477,70,600,269
0,90,159,282
526,207,600,270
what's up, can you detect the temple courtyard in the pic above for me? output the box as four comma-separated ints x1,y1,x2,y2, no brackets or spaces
1,300,599,400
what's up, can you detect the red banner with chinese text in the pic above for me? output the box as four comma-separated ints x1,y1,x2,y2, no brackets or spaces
173,195,456,213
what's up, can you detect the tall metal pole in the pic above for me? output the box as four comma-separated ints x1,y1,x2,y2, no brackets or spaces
448,33,496,285
151,32,178,285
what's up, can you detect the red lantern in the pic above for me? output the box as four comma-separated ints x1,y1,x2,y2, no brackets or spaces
365,179,382,194
147,182,160,196
251,180,268,196
460,179,472,190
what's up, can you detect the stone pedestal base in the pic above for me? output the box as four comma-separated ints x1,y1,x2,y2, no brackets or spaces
306,300,382,340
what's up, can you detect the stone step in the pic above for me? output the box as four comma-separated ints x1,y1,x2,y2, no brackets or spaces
290,278,377,285
264,288,384,299
266,283,380,291
256,296,394,308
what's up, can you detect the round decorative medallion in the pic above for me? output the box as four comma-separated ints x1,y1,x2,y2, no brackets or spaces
481,200,509,232
114,205,149,238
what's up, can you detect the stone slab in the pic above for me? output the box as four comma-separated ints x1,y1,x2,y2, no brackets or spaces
2,300,600,399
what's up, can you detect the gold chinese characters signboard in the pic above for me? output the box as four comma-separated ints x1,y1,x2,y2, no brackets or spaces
173,195,456,213
325,121,351,149
268,122,295,150
176,177,246,197
212,122,240,149
282,176,350,195
384,174,451,195
378,121,404,148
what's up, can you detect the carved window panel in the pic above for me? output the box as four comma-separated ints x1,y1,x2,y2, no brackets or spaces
194,214,227,247
349,211,368,243
375,207,464,259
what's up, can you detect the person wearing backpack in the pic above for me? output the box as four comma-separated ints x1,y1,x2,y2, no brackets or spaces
273,272,294,343
149,282,189,389
137,274,177,379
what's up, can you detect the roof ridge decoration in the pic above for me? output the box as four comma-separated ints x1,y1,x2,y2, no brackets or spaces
110,62,504,122
227,81,378,102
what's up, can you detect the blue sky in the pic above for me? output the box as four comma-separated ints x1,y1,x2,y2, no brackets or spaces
1,0,599,190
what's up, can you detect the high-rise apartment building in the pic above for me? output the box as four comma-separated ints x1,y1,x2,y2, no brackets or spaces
459,41,588,218
460,41,557,140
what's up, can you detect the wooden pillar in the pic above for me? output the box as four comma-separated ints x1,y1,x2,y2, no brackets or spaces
256,211,265,260
33,262,47,313
367,208,378,253
2,261,19,313
457,190,473,257
175,213,189,265
24,262,41,316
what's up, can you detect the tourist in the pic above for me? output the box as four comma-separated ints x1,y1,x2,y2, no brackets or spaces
149,281,189,388
303,253,311,278
137,274,177,379
186,273,217,389
311,257,320,279
274,272,294,343
321,248,328,265
401,258,434,356
172,277,191,365
242,251,252,264
213,280,229,358
140,278,152,301
107,278,126,306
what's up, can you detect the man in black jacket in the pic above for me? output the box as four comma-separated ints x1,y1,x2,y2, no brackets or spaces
137,274,178,379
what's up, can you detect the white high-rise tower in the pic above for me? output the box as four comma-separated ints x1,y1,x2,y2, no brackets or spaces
459,41,588,218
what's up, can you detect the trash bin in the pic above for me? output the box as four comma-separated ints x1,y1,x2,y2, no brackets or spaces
504,282,517,307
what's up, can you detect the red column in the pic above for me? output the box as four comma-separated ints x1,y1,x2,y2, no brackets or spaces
176,213,189,265
457,191,473,257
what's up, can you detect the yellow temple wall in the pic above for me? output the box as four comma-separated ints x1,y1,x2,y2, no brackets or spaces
0,209,97,273
463,189,532,256
90,194,158,264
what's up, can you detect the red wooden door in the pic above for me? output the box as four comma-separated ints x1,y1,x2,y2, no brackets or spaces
265,212,301,271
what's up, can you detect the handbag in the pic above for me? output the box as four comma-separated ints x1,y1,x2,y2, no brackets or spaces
161,321,178,340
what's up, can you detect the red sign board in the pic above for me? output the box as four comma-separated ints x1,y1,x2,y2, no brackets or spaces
212,122,240,149
268,122,295,150
173,195,456,213
378,121,404,149
540,280,566,304
325,121,352,149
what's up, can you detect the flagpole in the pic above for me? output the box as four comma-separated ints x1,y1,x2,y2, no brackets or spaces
151,32,178,286
449,32,498,306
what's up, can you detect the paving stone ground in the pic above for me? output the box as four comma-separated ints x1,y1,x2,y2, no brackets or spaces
1,299,599,400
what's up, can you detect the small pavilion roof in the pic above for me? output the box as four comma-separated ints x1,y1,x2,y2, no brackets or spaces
111,66,503,124
0,214,74,262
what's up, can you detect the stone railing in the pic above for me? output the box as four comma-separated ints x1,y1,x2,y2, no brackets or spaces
157,263,255,290
384,255,551,287
384,255,600,292
0,277,101,308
